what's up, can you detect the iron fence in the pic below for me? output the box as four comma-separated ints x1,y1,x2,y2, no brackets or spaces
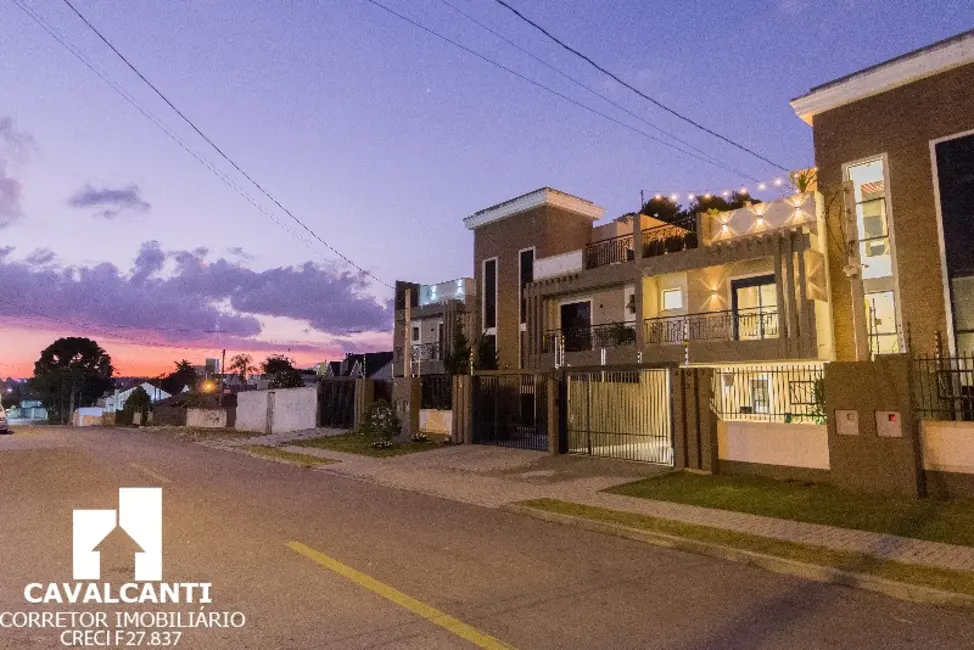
645,308,779,345
642,217,698,258
585,234,634,269
420,374,453,410
563,368,673,464
472,373,548,451
712,364,825,423
913,354,974,421
543,322,637,353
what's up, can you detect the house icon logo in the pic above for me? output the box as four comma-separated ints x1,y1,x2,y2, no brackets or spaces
72,487,162,581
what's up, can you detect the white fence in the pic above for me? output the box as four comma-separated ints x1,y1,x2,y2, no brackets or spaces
717,420,830,470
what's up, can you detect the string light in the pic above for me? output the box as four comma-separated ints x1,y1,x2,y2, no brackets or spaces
644,173,799,202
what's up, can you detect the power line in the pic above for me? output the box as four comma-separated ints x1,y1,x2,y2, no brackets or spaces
58,0,394,289
491,0,789,172
363,0,762,180
434,0,760,183
7,0,337,274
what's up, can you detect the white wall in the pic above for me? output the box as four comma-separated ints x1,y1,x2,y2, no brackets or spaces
921,421,974,474
236,391,268,433
718,420,830,469
269,387,318,433
186,408,227,429
534,249,584,280
419,409,452,436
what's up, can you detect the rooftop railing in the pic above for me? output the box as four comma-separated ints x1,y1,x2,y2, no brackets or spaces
584,234,634,269
641,216,698,258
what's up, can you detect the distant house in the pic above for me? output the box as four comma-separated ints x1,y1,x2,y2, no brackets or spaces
103,383,171,413
322,352,395,379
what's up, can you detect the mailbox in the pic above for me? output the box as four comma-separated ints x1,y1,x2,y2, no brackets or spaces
876,411,903,438
836,410,859,436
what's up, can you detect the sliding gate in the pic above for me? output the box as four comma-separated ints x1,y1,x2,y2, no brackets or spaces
472,372,549,451
562,367,673,465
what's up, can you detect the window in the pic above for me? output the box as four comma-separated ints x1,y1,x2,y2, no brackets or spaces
483,258,497,330
437,321,444,342
750,377,771,414
935,133,974,355
411,326,420,342
866,290,900,356
519,249,534,325
848,159,893,280
560,301,592,352
731,275,777,340
661,288,683,311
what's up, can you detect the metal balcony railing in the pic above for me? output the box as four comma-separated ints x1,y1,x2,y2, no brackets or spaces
411,342,443,363
641,217,698,258
585,234,634,269
543,322,638,353
644,308,779,344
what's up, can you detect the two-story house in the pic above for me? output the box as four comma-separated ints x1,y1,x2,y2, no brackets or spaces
461,187,833,371
393,277,477,376
791,28,974,359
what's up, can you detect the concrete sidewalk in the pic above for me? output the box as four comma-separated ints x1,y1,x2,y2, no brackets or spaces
272,442,974,575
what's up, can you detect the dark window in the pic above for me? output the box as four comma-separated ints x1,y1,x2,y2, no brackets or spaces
437,322,444,342
560,301,592,352
936,134,974,354
484,259,497,329
411,326,420,342
519,249,534,324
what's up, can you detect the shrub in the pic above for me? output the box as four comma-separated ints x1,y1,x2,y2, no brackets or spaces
410,433,429,443
359,400,400,442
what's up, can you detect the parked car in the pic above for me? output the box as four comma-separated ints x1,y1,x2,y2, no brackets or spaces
0,404,8,433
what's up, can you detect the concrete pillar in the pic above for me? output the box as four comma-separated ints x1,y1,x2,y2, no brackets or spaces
773,236,787,354
824,355,923,496
392,377,421,438
670,368,717,472
547,373,561,454
634,275,645,354
796,232,811,356
353,378,375,431
451,375,473,444
633,214,644,260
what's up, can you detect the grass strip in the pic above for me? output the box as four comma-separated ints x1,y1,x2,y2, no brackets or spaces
294,433,439,458
240,445,339,467
519,498,974,598
607,472,974,547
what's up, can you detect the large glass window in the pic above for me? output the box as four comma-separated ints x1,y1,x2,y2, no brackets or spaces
483,259,497,330
935,133,974,355
848,159,893,280
866,291,899,356
560,301,592,352
519,249,534,325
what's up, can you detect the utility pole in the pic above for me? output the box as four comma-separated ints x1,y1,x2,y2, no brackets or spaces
404,286,413,378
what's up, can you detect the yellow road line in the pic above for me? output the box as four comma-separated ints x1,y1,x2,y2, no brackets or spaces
286,541,516,650
129,462,172,484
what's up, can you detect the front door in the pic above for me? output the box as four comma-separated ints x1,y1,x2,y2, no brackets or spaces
731,275,777,340
560,301,592,352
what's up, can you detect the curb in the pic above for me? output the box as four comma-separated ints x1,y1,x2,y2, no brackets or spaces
503,503,974,611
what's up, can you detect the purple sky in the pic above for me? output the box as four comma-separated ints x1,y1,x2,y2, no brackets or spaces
0,0,969,375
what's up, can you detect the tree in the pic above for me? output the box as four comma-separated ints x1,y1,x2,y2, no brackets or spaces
639,196,683,223
475,335,499,371
640,192,758,225
227,354,257,382
118,385,152,426
268,367,304,389
261,354,295,375
161,359,198,395
443,317,473,376
32,337,114,424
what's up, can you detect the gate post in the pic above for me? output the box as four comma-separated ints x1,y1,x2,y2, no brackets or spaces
547,372,561,455
452,374,473,444
353,378,375,431
671,368,718,472
393,377,421,439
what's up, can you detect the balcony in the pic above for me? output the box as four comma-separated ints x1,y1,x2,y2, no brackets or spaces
543,322,638,353
411,342,443,363
584,234,634,269
641,216,699,258
644,308,779,344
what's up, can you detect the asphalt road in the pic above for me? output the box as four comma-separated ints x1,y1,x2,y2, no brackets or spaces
1,425,973,650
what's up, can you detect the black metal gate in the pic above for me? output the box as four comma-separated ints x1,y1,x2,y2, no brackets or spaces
562,367,673,464
318,379,356,428
472,372,548,451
